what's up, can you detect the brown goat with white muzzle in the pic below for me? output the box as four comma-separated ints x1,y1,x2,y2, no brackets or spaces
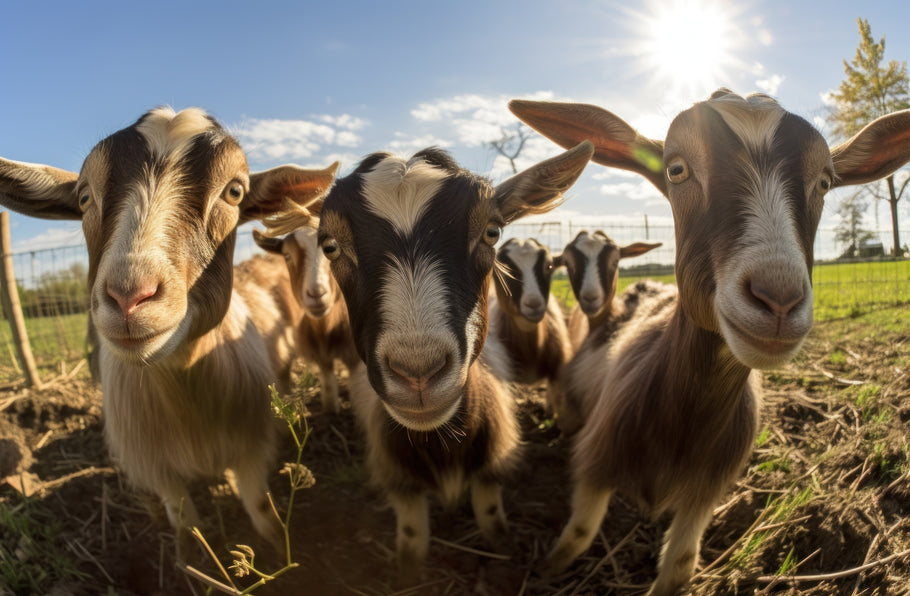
510,90,910,595
253,223,359,413
313,142,593,578
0,107,337,547
487,237,572,418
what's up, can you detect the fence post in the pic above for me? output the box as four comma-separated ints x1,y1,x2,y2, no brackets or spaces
0,212,43,389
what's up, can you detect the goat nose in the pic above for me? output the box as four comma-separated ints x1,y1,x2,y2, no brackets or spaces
387,356,447,393
107,281,159,317
306,285,328,299
749,279,804,318
580,289,600,303
523,296,544,310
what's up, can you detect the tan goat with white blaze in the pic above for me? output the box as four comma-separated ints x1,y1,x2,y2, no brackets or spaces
510,90,910,596
0,107,337,546
254,223,359,414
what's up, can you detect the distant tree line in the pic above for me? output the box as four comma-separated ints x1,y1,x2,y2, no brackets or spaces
5,262,89,319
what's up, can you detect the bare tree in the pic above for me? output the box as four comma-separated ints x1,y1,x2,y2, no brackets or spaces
487,122,533,175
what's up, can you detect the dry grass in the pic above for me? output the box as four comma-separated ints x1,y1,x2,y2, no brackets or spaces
2,306,910,594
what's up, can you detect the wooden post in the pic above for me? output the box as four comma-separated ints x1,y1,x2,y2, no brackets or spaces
0,212,43,389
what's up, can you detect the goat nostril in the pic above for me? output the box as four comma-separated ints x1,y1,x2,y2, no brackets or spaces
388,356,448,391
749,279,804,318
306,286,328,299
107,282,159,317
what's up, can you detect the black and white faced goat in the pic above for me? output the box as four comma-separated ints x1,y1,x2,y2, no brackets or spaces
488,238,572,417
510,90,910,595
254,224,359,414
315,142,593,577
0,108,337,547
558,230,663,434
561,230,662,348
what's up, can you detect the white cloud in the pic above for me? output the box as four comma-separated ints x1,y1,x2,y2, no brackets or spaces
599,181,664,203
410,91,555,148
820,89,837,107
231,115,368,164
14,226,85,252
385,132,453,154
755,74,785,96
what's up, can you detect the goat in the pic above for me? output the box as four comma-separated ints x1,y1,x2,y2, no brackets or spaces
253,224,359,414
558,231,663,433
562,230,661,349
0,107,337,547
487,238,572,417
510,90,910,595
311,142,593,577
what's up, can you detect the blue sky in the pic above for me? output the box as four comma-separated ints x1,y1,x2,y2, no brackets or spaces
2,0,909,256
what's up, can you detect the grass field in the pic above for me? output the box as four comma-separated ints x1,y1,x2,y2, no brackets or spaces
552,258,910,321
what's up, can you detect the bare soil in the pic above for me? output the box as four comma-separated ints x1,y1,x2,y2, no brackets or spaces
2,307,910,595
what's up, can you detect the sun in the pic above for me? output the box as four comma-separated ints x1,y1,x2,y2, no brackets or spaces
631,0,741,99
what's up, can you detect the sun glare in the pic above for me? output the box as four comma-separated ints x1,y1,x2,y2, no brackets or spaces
632,0,739,99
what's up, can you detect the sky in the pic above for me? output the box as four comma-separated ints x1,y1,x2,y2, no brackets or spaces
1,0,909,259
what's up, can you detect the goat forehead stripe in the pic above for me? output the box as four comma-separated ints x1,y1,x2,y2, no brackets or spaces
136,107,220,166
705,96,786,155
360,155,449,235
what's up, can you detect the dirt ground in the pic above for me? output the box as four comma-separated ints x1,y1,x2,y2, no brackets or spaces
2,306,910,596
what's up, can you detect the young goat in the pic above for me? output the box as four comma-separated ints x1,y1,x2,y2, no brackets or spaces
487,238,572,417
562,230,661,349
0,108,337,546
313,142,593,578
253,224,359,413
558,231,663,433
510,90,910,595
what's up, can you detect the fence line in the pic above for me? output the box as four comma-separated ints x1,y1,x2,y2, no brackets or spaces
0,224,907,384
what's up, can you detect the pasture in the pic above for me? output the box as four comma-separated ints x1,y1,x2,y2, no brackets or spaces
1,276,910,594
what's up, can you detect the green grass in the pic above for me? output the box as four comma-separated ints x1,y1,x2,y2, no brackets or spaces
0,492,90,593
552,259,910,323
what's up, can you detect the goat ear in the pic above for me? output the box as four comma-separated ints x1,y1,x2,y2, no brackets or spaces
0,157,82,220
252,228,284,254
493,141,594,222
509,100,667,195
620,241,662,259
831,110,910,187
551,252,564,268
242,162,339,225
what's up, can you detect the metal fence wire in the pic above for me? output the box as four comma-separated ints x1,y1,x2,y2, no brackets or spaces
0,223,908,383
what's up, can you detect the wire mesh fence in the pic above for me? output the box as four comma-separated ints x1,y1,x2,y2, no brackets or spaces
0,223,908,384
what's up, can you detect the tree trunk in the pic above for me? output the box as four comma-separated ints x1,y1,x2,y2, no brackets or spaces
887,175,901,255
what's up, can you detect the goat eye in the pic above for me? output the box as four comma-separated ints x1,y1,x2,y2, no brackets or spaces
321,238,340,260
818,174,832,193
222,181,245,205
483,223,502,246
78,192,92,211
666,157,690,184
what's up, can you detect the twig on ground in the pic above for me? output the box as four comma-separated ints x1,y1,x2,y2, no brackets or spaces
812,364,865,386
178,563,243,595
568,522,641,596
756,547,910,584
66,537,115,584
430,536,512,560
